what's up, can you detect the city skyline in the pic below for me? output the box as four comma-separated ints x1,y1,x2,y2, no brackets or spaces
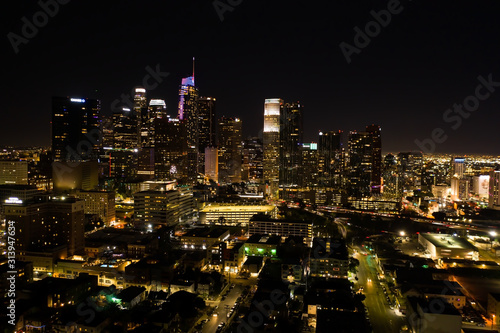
3,1,500,154
5,2,500,333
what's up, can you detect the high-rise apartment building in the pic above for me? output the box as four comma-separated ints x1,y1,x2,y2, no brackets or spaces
4,195,85,256
51,97,101,162
134,186,194,227
72,190,115,226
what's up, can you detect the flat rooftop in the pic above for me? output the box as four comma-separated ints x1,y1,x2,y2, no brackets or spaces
420,233,476,250
181,227,229,238
246,234,281,245
201,204,275,213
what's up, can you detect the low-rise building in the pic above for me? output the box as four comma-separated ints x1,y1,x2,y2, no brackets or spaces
309,238,349,279
406,296,462,333
244,234,280,258
418,233,477,260
180,227,230,250
223,242,245,274
249,216,313,245
199,203,276,226
116,286,147,309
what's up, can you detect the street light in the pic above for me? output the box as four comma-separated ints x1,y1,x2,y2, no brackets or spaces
490,231,497,252
400,231,405,237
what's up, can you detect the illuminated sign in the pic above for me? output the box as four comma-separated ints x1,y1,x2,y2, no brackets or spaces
5,197,22,204
135,88,146,93
122,108,131,112
70,98,85,103
181,76,195,87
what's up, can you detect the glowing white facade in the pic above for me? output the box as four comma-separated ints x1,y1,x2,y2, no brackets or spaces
263,98,283,197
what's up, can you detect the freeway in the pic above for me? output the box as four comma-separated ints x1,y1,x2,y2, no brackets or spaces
355,246,407,333
317,206,499,235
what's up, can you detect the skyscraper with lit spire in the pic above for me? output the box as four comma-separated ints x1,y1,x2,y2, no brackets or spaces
177,58,199,182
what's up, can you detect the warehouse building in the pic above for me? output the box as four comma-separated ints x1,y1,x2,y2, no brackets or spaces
418,233,477,260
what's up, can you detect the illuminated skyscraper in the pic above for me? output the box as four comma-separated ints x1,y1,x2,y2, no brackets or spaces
366,124,382,194
242,137,263,182
178,75,199,182
178,76,199,147
318,130,343,188
154,117,187,181
51,97,101,162
452,157,465,178
347,131,373,198
301,143,319,187
134,87,147,147
205,147,218,182
198,97,216,173
263,98,283,197
280,102,303,188
397,152,423,192
382,153,400,199
218,117,242,184
113,107,138,149
145,99,167,147
346,125,382,198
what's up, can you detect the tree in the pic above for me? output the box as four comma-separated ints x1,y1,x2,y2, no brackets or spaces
348,257,360,274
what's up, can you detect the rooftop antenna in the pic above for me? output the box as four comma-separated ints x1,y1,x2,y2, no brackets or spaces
192,57,195,86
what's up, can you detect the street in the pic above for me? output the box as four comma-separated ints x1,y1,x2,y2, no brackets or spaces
195,276,258,333
355,246,407,333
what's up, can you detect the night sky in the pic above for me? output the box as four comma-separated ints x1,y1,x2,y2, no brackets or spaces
2,0,500,154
